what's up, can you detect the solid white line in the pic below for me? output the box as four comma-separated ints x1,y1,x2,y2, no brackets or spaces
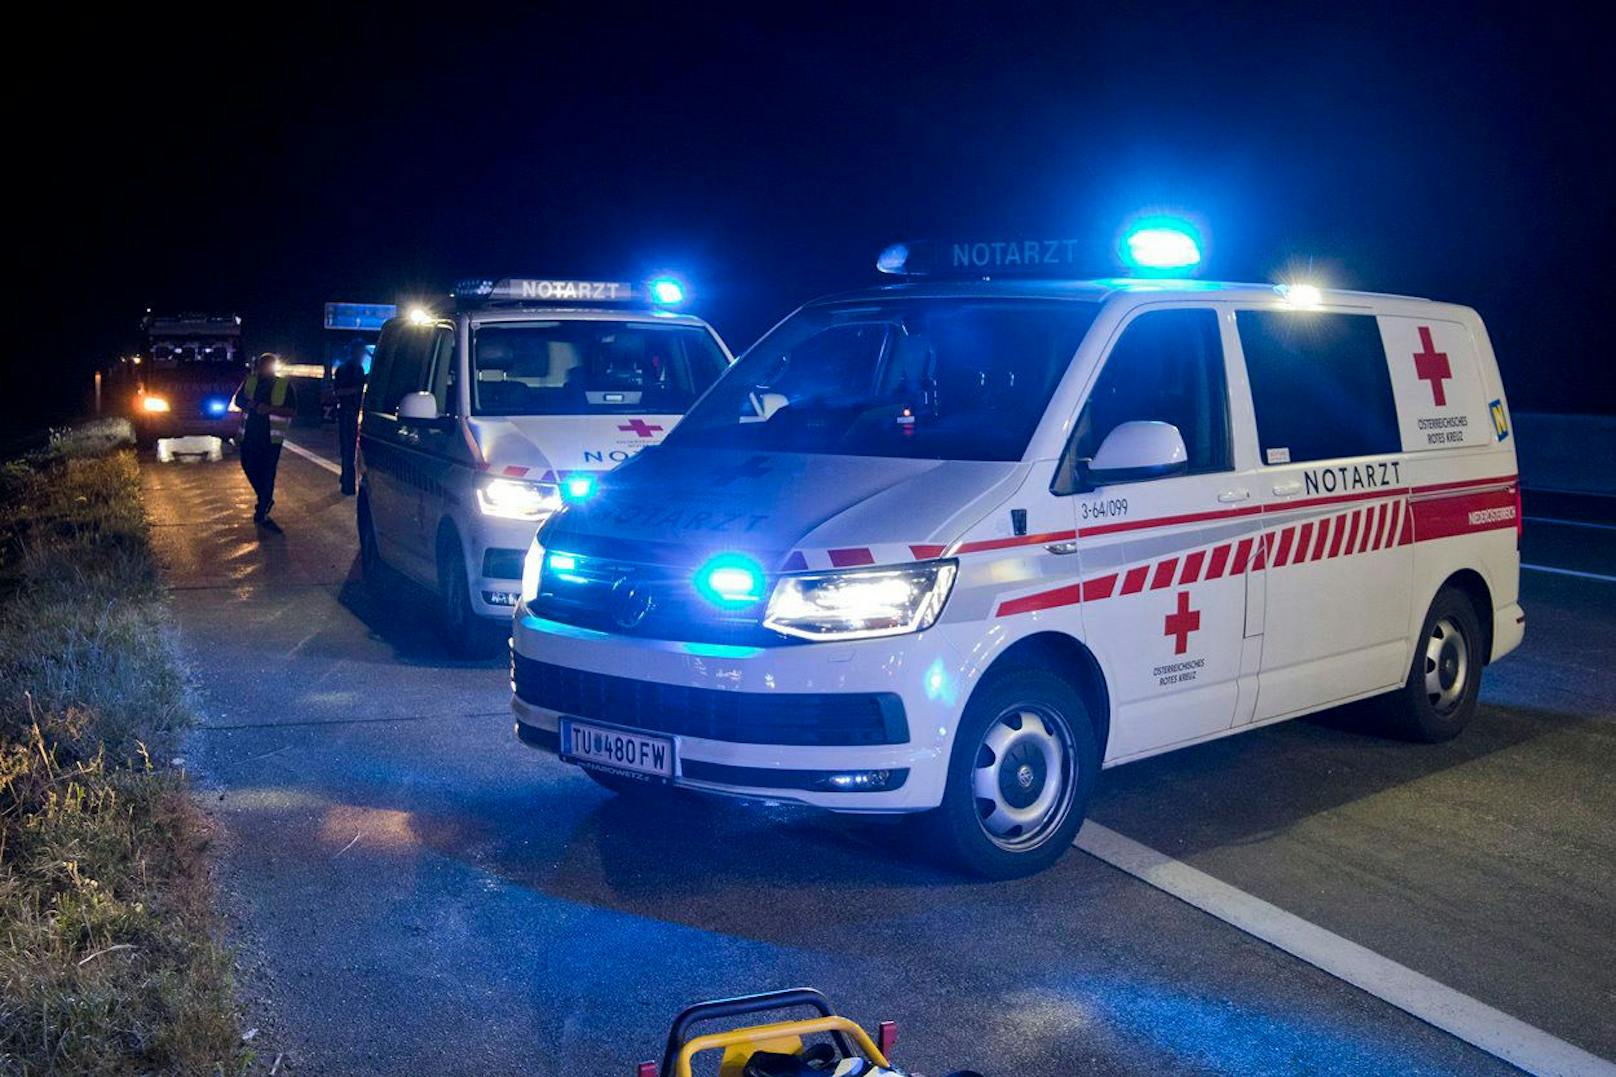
1523,516,1616,532
1075,822,1616,1076
281,438,341,476
1521,563,1616,583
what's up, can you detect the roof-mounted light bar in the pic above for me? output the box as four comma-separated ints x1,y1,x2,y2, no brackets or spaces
451,277,689,307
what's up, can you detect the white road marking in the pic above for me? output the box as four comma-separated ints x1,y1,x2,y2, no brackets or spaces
1523,516,1616,532
1521,563,1616,583
1075,822,1616,1076
282,438,341,476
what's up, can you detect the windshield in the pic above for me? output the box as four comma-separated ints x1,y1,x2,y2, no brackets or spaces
664,298,1099,461
470,320,727,417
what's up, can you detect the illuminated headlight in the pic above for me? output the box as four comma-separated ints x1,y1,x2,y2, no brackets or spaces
141,395,171,413
475,477,561,521
764,560,957,641
520,537,545,604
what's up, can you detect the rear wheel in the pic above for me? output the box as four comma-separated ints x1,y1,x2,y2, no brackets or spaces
1380,586,1485,742
926,667,1097,879
437,537,505,659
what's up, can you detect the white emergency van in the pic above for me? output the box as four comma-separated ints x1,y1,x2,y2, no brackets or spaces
357,277,732,655
510,243,1523,877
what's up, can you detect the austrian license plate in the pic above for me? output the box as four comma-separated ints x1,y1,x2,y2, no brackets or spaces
560,719,675,779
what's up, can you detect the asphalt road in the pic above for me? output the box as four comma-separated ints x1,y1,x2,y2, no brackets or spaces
142,430,1615,1075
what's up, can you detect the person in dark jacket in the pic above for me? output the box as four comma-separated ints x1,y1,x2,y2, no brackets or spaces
333,338,368,495
232,352,297,531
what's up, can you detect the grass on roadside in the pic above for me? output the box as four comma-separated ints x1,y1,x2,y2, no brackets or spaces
0,433,247,1073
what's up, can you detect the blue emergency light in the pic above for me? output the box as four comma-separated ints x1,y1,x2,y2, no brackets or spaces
647,277,686,306
1118,217,1203,275
561,474,597,502
694,553,766,608
205,397,229,416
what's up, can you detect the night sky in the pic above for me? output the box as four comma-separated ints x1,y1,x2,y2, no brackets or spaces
17,2,1616,432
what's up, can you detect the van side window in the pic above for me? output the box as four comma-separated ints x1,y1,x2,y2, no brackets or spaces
426,328,457,415
1237,311,1399,464
363,326,397,416
1057,308,1229,491
376,327,435,413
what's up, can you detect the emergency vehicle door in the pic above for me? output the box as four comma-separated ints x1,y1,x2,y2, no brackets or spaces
1061,307,1258,760
1235,309,1413,721
401,327,459,558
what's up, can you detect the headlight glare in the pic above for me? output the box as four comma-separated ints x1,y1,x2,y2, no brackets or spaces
764,560,957,641
476,477,560,520
520,537,544,604
141,395,170,413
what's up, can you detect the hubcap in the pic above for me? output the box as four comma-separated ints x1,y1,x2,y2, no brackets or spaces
1423,616,1470,715
972,703,1077,851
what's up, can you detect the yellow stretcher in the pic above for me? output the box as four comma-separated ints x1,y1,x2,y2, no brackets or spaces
638,989,904,1077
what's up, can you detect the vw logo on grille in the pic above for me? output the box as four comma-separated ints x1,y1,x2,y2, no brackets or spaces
607,574,654,629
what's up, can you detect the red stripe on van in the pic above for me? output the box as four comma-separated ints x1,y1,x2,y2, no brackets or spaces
1410,473,1518,496
1293,523,1313,563
956,530,1076,554
1179,550,1206,584
997,583,1083,617
1311,518,1331,560
1206,544,1231,579
1078,505,1261,538
909,544,947,560
1273,528,1296,567
1120,565,1150,594
1150,559,1179,589
1082,574,1118,601
780,550,809,572
1230,538,1253,575
1409,486,1518,541
1328,514,1347,559
828,547,875,568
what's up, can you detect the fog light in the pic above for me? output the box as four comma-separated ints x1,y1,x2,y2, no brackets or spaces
817,770,896,791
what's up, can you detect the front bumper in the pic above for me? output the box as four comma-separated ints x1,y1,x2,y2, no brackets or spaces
463,515,545,619
509,605,975,812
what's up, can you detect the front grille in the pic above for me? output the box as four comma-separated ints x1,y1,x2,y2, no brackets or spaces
512,654,908,746
531,549,786,646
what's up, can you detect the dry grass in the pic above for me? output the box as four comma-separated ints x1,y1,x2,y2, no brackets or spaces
0,443,248,1074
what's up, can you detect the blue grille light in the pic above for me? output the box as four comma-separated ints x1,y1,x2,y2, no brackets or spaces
205,397,228,416
562,474,597,502
694,553,766,608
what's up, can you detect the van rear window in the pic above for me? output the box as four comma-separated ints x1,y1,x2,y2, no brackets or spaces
1237,311,1400,464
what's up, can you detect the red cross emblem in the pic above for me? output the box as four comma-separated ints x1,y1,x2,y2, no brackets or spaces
618,419,665,439
1412,326,1452,407
1164,590,1200,655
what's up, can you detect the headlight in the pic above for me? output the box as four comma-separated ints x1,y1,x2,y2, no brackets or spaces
520,537,545,605
141,395,170,413
476,477,561,521
764,560,957,641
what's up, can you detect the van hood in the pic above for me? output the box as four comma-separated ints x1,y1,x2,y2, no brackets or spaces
540,447,1027,569
468,413,680,477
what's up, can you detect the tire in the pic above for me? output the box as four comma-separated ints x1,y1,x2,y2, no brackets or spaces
925,666,1098,879
357,493,384,586
437,538,506,659
1380,586,1485,742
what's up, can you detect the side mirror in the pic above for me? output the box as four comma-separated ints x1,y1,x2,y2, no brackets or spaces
398,391,440,422
1084,420,1188,487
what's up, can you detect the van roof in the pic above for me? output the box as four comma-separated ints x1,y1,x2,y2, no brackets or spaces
811,278,1434,306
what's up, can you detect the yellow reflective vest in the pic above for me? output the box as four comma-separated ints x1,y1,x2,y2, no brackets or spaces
237,374,294,444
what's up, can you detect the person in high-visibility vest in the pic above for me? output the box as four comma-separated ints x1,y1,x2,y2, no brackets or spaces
233,352,298,531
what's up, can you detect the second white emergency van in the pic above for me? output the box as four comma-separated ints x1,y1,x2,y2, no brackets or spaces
510,253,1523,877
357,278,732,655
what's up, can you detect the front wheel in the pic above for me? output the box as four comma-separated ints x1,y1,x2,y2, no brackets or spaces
437,539,506,659
1379,586,1485,742
925,667,1098,879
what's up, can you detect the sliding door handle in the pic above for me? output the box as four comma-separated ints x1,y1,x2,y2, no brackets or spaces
1272,480,1304,497
1217,489,1252,503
